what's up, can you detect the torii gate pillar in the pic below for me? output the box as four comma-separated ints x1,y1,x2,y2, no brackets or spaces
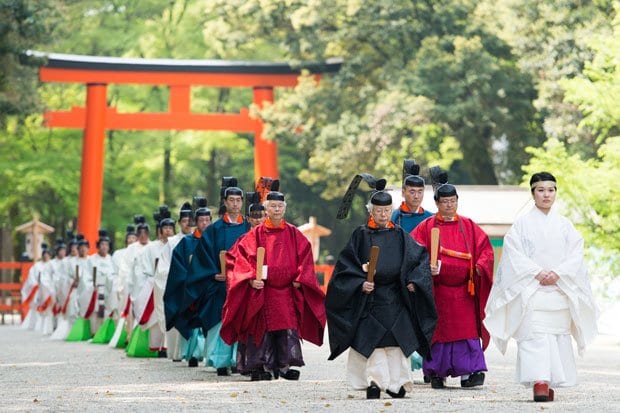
78,83,107,248
253,86,278,180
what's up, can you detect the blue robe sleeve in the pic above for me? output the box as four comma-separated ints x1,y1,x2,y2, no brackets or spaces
164,236,193,336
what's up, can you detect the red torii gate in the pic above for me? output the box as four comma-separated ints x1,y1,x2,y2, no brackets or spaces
28,51,341,249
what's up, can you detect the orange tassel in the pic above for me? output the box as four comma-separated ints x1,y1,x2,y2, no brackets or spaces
468,266,475,296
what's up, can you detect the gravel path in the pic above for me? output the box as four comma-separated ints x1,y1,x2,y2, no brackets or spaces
1,325,618,412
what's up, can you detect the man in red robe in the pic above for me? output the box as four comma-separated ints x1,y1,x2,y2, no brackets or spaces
220,191,326,381
411,183,494,389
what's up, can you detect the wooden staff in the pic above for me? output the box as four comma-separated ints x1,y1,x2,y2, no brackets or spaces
92,266,97,287
430,227,440,267
366,246,380,283
219,251,227,277
255,247,265,281
154,258,159,274
74,265,80,287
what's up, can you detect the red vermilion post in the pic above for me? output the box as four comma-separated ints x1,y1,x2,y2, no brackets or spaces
77,83,107,251
253,86,278,182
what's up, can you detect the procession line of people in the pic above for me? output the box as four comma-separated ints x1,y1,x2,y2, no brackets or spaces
19,167,597,403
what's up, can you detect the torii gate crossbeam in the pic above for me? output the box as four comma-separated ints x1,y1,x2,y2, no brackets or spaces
27,51,341,249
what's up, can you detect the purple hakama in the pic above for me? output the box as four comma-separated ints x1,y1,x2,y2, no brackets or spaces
423,339,487,378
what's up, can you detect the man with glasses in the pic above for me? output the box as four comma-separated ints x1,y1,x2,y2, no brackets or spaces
411,182,494,389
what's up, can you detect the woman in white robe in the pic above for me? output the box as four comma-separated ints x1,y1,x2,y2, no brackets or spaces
485,172,598,402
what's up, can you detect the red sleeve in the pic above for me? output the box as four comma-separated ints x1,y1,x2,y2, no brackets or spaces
292,227,326,346
220,228,266,345
470,219,495,350
411,217,432,247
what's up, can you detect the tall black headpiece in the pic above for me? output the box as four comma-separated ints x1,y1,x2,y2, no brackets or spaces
156,205,174,228
76,233,89,248
134,214,149,232
429,166,449,192
193,196,211,218
245,191,264,216
178,201,192,220
66,230,78,247
429,165,456,200
220,177,243,199
126,224,136,236
55,237,66,252
337,173,388,219
403,159,425,187
97,229,111,247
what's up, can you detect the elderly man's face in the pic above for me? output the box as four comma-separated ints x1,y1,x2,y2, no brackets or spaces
370,205,393,228
266,201,286,222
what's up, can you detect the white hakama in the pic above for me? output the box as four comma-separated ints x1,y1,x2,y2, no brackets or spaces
347,348,413,393
514,289,577,387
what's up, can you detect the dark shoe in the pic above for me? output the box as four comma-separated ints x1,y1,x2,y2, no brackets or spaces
533,381,550,402
158,350,167,358
386,386,406,398
366,381,381,399
217,367,230,376
250,370,273,381
431,376,445,389
231,366,238,374
279,369,300,381
461,371,485,388
188,357,198,368
423,375,431,384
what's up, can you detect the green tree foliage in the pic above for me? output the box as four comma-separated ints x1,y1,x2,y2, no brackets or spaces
560,4,620,144
480,0,616,156
0,0,59,123
204,0,543,185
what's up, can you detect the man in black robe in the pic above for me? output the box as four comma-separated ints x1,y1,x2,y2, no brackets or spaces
326,188,437,399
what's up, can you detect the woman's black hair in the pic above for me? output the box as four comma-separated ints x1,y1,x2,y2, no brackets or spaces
529,172,557,193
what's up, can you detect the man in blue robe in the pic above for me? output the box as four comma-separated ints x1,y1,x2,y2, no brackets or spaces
391,164,433,233
187,182,250,375
164,199,211,367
